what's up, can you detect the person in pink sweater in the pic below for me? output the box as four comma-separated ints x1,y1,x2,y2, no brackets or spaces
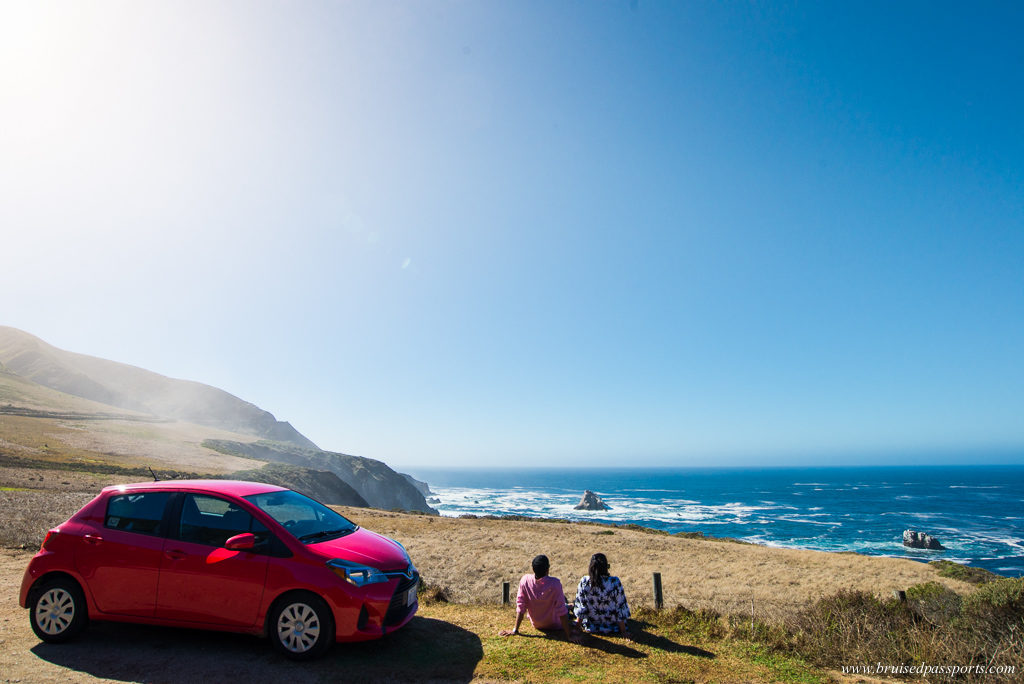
499,555,582,643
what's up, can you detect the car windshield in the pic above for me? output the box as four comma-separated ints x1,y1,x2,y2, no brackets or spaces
245,490,357,544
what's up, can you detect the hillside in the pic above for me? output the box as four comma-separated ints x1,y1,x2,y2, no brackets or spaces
0,327,315,448
0,327,436,512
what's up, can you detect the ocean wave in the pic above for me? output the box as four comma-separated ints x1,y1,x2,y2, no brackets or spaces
424,470,1024,577
777,515,844,526
628,488,684,493
950,485,1005,489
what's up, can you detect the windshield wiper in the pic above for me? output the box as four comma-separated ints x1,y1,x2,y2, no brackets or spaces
298,528,353,543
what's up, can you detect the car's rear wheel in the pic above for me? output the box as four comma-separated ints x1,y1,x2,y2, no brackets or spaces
30,577,88,643
269,593,334,660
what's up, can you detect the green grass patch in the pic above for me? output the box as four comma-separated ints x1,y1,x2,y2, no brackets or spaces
735,643,824,684
0,453,204,479
404,600,836,683
930,559,1000,584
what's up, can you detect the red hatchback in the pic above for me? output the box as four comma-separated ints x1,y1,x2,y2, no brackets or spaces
20,480,419,659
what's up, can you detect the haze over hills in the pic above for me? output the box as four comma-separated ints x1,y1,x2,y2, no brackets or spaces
0,326,315,448
0,326,436,514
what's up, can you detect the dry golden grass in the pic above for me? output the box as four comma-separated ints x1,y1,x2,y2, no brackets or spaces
0,413,264,474
339,508,975,622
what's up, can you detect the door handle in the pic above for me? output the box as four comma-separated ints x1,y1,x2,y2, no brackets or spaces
164,549,186,560
83,534,103,545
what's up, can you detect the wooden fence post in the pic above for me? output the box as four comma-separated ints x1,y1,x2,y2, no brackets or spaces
502,580,511,605
652,572,663,610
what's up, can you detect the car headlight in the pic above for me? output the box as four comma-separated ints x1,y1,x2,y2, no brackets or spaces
326,558,389,587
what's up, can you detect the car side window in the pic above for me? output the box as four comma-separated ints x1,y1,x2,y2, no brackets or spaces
178,494,258,547
105,492,172,536
176,493,285,555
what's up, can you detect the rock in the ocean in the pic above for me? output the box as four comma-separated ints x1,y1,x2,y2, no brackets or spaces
903,530,945,550
574,490,611,511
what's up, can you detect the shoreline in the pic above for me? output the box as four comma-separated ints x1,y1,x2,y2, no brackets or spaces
439,509,1009,580
418,466,1024,578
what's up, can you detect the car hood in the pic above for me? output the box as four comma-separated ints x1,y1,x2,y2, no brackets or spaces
308,527,410,572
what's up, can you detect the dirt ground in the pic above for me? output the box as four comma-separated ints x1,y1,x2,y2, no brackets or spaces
1,547,492,684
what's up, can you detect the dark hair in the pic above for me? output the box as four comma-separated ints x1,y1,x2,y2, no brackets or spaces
532,554,550,578
588,553,609,589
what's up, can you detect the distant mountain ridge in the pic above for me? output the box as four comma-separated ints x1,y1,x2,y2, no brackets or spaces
0,327,316,449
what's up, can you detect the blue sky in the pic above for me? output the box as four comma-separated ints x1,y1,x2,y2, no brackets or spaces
2,1,1022,467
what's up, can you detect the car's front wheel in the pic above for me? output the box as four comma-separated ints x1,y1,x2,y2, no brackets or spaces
30,577,88,643
269,592,335,660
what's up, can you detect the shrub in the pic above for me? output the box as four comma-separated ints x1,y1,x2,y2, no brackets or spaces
929,560,999,585
780,583,1023,682
787,590,918,667
961,577,1024,635
906,581,962,625
417,580,452,603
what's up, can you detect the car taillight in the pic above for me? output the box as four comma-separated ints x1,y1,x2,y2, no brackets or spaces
41,530,58,550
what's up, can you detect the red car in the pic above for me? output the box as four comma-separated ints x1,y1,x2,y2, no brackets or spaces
20,480,419,659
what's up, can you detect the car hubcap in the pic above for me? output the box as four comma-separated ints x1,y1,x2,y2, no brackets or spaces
36,588,75,635
277,602,320,653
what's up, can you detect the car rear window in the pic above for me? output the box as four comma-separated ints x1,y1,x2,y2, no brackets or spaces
105,492,172,536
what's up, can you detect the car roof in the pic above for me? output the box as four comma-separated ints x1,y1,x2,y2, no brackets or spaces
100,479,288,497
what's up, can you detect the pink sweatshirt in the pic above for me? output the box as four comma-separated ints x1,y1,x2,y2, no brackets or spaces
516,574,568,629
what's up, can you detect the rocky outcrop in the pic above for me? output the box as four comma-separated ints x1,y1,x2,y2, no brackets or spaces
228,463,369,508
903,530,945,550
401,473,433,496
574,490,610,511
205,439,438,515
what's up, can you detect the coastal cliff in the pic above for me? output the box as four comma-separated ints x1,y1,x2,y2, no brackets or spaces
205,439,438,515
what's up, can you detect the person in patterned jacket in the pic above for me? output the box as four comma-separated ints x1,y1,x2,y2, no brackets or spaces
573,552,632,639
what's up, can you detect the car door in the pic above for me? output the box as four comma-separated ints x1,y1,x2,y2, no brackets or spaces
74,490,172,617
156,493,270,627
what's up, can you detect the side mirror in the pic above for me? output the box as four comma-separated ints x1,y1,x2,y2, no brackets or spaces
225,533,256,550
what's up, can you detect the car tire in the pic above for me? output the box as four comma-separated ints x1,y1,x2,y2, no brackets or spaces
30,577,89,643
269,593,335,660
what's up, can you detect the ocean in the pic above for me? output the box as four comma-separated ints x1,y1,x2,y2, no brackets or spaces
405,465,1024,577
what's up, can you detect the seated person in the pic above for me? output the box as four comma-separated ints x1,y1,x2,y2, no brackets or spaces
573,552,631,638
500,554,581,642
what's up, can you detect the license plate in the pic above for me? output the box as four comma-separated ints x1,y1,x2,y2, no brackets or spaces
406,582,419,606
